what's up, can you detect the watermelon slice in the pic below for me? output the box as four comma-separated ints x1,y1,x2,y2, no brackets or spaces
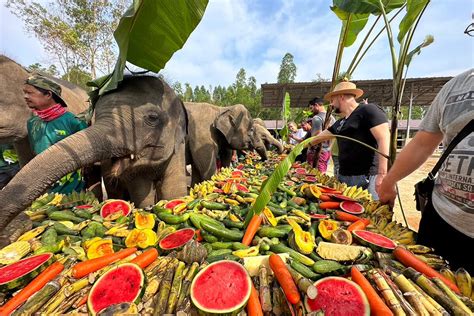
309,214,330,220
328,193,357,202
0,253,54,291
294,168,308,175
165,199,186,210
75,204,93,209
305,277,370,316
340,201,365,214
236,184,249,192
352,230,396,252
88,263,145,315
304,176,317,183
191,260,251,314
100,200,132,218
159,228,195,250
231,170,244,178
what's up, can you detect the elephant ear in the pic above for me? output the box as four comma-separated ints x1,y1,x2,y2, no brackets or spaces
214,106,245,143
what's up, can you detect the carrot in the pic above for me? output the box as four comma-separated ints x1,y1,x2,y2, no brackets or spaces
347,219,371,232
318,201,340,209
72,247,137,279
0,261,64,315
393,246,460,293
75,293,88,308
351,266,393,316
195,229,203,242
130,248,159,269
335,210,364,222
242,214,263,246
269,254,300,305
319,194,333,202
246,283,263,316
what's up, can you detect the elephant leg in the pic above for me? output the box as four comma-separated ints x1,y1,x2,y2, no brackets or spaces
219,148,233,167
160,142,187,200
126,177,156,208
0,212,32,248
192,145,218,184
191,164,202,187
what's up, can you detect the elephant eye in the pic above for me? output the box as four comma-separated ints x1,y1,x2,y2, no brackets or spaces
144,112,161,126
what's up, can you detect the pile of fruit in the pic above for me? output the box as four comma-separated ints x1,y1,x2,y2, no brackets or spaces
0,153,472,315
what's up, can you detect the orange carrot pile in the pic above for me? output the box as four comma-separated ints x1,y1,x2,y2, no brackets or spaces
318,201,340,209
347,219,371,231
351,266,393,316
269,254,300,304
335,210,364,222
130,248,159,269
393,246,460,293
72,247,137,279
247,283,263,316
242,214,263,246
0,261,64,315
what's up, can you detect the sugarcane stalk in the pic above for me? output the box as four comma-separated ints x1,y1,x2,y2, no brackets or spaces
11,280,61,315
403,267,467,315
432,277,472,315
368,269,406,315
39,286,68,314
152,265,175,316
377,269,416,315
166,261,186,314
143,275,163,303
64,277,89,297
286,265,317,299
146,256,173,277
393,272,439,316
258,265,272,312
54,289,85,314
458,295,474,312
408,279,449,316
403,292,430,316
272,279,287,316
176,261,200,311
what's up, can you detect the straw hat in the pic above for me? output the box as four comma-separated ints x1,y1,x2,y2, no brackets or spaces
324,81,364,101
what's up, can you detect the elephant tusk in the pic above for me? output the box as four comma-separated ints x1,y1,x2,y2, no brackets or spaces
131,154,135,160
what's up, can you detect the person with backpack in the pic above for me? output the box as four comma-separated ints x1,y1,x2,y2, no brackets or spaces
308,97,335,172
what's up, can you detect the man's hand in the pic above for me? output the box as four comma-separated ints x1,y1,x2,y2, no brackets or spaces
378,175,397,206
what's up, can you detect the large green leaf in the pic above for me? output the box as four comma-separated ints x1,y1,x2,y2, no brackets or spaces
398,0,429,43
404,34,433,66
90,0,208,96
279,92,291,141
244,134,389,226
333,0,405,15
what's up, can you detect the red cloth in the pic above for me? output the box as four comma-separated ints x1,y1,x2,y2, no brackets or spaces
33,104,67,122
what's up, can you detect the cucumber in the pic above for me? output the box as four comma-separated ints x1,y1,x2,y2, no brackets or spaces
73,209,92,220
48,211,83,223
41,228,58,245
44,205,60,216
309,252,324,262
201,222,243,241
312,260,348,275
156,212,190,225
222,219,244,229
187,199,201,209
201,229,219,243
278,185,296,197
189,213,224,230
309,221,318,240
53,222,78,235
208,248,233,257
207,253,240,263
260,243,270,251
290,260,322,280
267,205,287,216
203,243,213,254
286,200,302,209
270,243,315,266
257,225,292,238
200,200,228,210
279,199,288,208
308,203,318,212
232,242,249,251
211,242,234,250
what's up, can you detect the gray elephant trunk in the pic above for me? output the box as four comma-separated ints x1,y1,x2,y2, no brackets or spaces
0,125,114,228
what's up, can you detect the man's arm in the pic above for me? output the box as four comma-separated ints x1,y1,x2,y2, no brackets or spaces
378,130,443,203
370,122,390,175
310,129,334,146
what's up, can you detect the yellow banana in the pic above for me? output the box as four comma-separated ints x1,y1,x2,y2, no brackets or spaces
291,209,311,222
440,268,457,285
224,198,240,206
455,268,472,298
17,225,49,241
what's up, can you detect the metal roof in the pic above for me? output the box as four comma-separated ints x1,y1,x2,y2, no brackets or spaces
261,77,453,108
262,119,422,130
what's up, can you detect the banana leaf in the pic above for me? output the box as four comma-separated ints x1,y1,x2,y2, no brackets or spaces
279,92,291,141
404,34,433,66
333,0,405,15
331,7,370,48
244,134,389,227
398,0,429,43
89,0,208,96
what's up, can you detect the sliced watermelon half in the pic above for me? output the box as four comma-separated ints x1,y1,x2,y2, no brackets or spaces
231,170,244,178
159,228,195,250
191,260,251,314
165,199,186,210
294,167,308,175
340,201,365,215
0,253,54,291
304,176,317,183
88,263,145,315
100,199,132,218
352,230,397,252
236,184,249,192
328,193,358,202
305,277,369,316
75,204,93,209
310,214,330,220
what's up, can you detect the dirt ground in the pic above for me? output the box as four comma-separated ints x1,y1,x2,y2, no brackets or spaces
327,156,439,232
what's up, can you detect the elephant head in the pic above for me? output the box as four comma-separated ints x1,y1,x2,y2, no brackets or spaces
0,55,89,166
0,75,188,242
251,119,284,159
214,104,254,150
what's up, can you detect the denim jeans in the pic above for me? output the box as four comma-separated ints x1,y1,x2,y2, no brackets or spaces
338,174,379,200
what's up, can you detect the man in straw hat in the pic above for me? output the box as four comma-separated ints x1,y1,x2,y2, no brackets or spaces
311,81,390,199
23,75,88,194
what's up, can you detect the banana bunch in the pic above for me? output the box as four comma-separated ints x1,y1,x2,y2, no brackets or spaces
371,217,415,245
105,223,131,238
440,267,473,299
364,203,393,221
190,180,216,198
342,186,372,201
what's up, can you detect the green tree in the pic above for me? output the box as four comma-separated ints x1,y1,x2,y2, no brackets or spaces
172,82,183,98
61,66,92,90
7,0,128,79
277,53,297,83
183,83,194,101
28,63,59,76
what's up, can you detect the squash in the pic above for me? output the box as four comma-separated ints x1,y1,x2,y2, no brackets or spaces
287,218,315,255
87,239,114,259
318,220,339,240
134,211,155,229
125,229,158,249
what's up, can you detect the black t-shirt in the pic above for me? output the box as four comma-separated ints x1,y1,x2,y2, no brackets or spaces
328,103,387,175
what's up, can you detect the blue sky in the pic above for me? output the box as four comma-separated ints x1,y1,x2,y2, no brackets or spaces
1,0,473,88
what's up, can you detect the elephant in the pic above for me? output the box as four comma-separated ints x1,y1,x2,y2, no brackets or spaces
184,102,254,185
0,75,188,246
252,118,284,157
0,55,90,166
